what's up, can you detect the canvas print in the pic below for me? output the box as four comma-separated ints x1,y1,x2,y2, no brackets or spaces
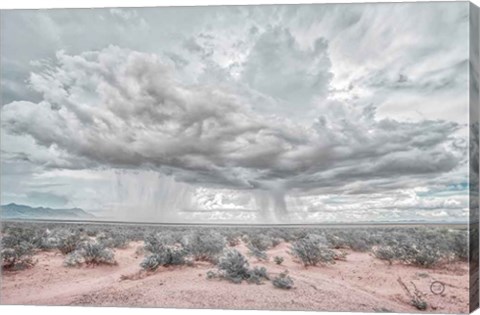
0,1,479,313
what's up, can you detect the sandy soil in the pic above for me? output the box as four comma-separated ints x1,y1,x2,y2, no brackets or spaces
0,241,470,313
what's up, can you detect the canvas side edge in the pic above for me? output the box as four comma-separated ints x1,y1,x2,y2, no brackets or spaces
469,2,480,313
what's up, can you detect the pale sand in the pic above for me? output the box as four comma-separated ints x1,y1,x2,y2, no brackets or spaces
0,242,470,313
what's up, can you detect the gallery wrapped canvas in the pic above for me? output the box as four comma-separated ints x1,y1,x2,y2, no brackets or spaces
0,1,479,313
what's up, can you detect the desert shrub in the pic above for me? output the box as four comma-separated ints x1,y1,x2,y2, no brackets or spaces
274,256,284,265
56,230,82,254
400,245,442,268
375,241,442,268
241,234,250,244
210,249,269,284
449,230,468,261
396,230,445,267
64,251,85,267
274,229,298,242
0,223,468,272
81,241,116,265
143,232,181,254
412,298,428,311
97,232,129,249
0,226,49,269
272,271,294,289
373,246,396,264
226,234,241,247
333,250,348,261
206,270,217,279
271,237,283,248
349,238,370,252
37,234,58,250
247,244,268,261
84,226,100,237
327,230,373,252
140,246,187,271
397,277,427,310
436,228,469,262
140,254,162,271
1,234,35,270
326,234,348,249
184,230,226,262
246,266,269,284
111,233,129,248
64,241,116,266
289,234,335,267
28,228,57,250
248,233,274,251
3,227,47,249
216,249,250,283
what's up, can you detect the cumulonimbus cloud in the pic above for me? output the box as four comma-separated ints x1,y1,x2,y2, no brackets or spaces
1,46,465,194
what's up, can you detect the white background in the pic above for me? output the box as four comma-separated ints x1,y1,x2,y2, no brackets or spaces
0,1,479,315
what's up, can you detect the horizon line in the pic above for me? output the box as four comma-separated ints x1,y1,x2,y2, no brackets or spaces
0,218,471,227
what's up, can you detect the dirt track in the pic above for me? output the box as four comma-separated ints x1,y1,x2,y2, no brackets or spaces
0,242,470,313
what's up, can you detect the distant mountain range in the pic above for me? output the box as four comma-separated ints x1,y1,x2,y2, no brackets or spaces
1,203,94,220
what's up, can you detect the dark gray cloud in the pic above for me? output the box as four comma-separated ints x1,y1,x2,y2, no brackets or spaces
1,46,465,195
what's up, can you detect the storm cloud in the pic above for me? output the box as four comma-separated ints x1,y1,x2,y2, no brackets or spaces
2,46,465,193
0,2,471,222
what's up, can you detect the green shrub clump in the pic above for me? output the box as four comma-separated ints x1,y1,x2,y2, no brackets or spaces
272,271,294,289
248,233,274,251
1,234,35,270
209,249,269,284
274,256,284,265
374,242,442,268
56,231,83,254
289,234,335,267
247,244,268,261
64,241,116,266
140,245,187,271
97,232,129,249
184,230,226,263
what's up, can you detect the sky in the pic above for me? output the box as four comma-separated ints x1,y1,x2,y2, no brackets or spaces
0,2,473,223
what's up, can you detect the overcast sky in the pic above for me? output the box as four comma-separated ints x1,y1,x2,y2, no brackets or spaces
0,2,472,223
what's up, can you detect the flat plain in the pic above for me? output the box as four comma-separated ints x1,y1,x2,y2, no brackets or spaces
0,221,472,313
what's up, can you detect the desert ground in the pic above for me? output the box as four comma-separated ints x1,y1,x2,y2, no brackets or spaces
0,223,471,313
